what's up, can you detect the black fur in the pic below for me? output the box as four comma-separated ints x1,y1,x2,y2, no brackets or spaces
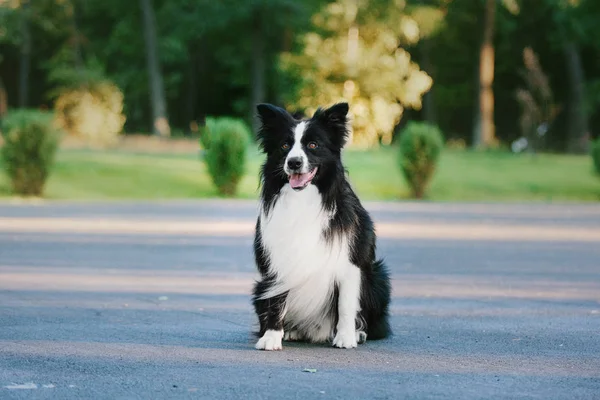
253,102,391,343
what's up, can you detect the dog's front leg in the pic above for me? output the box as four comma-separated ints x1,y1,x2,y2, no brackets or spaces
333,266,361,349
254,291,287,351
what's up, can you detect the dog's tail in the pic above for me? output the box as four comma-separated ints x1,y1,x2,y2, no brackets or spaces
361,259,392,340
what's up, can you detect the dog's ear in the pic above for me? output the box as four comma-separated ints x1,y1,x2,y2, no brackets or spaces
314,102,350,148
256,104,292,128
320,103,349,126
255,103,295,152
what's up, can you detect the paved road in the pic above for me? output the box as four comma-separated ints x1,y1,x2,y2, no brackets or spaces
0,200,599,399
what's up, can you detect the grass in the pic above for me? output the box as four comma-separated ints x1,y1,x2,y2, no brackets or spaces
429,150,600,202
0,146,599,202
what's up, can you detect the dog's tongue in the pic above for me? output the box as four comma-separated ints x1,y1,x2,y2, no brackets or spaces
289,173,311,189
289,168,317,189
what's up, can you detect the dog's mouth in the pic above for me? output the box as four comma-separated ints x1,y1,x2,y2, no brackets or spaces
289,168,318,191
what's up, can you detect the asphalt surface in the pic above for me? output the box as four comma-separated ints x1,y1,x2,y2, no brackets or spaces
0,200,599,399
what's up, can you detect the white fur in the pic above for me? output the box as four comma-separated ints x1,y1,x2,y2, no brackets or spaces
259,184,361,344
332,265,361,348
255,329,283,351
285,121,309,174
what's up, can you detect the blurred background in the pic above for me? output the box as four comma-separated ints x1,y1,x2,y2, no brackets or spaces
0,0,599,202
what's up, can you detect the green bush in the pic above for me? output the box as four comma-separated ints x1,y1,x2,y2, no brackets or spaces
398,121,444,199
54,80,126,148
200,117,250,196
592,137,600,175
1,109,61,196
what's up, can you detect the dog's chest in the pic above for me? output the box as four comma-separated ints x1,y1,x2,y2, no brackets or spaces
260,185,349,290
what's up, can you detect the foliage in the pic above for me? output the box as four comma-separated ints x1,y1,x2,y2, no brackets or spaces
592,137,600,175
200,117,250,196
0,109,61,196
281,0,432,148
397,121,444,199
52,69,126,148
1,0,600,153
71,0,324,132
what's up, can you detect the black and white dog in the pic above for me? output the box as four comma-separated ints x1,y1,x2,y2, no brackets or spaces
252,102,391,350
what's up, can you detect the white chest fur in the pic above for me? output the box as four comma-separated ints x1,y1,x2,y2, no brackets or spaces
259,185,353,340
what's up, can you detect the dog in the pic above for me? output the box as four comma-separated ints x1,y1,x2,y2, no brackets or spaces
252,102,391,350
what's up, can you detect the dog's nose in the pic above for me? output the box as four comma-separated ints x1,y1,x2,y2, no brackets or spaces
287,157,303,171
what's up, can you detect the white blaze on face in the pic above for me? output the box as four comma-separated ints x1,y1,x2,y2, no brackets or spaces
285,121,308,174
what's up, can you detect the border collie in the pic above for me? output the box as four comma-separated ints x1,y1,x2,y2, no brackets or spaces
252,102,391,350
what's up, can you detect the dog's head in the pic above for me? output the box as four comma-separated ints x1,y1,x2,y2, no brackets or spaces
256,103,349,191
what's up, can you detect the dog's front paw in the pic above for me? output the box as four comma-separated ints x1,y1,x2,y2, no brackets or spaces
332,330,358,349
255,329,283,351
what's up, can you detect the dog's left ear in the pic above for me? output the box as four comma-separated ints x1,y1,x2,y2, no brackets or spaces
321,103,349,124
315,103,350,148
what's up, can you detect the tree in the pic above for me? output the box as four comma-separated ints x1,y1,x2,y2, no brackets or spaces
515,47,559,153
0,77,7,117
68,0,83,68
472,0,496,149
562,40,587,153
407,1,445,125
250,7,266,134
282,0,432,148
18,0,31,107
550,0,590,154
2,0,599,150
139,0,170,137
217,0,323,133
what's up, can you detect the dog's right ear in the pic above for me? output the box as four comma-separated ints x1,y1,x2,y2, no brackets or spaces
256,103,294,152
256,104,290,127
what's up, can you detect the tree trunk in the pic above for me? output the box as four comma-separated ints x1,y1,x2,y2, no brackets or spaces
185,43,200,135
420,39,436,124
71,0,83,69
139,0,170,137
563,41,589,154
0,78,7,118
251,9,266,135
185,51,198,133
18,0,31,108
273,27,293,107
472,0,496,149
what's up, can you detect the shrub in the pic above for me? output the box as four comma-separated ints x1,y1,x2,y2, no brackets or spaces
200,117,250,196
54,80,126,148
1,109,61,196
398,121,444,199
592,137,600,175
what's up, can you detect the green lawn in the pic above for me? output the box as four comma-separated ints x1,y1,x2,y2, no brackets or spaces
1,147,599,202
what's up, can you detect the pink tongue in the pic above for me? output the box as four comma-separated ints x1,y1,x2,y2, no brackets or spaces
290,173,311,188
289,168,317,188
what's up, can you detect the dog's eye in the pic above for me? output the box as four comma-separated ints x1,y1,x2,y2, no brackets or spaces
281,143,290,150
307,142,318,150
